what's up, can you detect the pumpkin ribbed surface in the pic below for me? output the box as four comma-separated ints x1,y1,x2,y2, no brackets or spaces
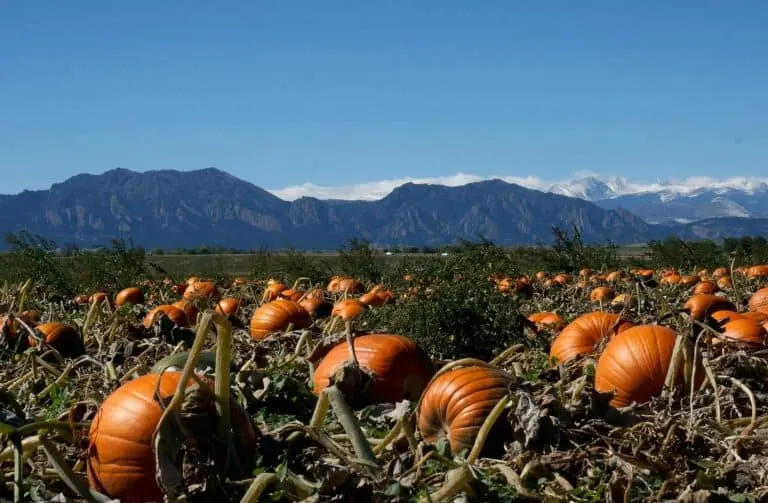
719,319,766,347
313,334,434,404
249,299,312,340
417,366,513,455
549,312,634,364
32,322,84,357
215,297,240,316
595,325,699,407
331,298,366,321
87,371,256,503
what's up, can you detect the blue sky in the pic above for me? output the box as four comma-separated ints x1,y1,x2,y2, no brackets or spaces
1,1,767,197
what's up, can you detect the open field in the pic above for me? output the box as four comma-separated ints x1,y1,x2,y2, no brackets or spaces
2,237,768,500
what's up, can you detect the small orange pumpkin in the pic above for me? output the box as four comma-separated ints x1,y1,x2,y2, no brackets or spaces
215,297,240,316
278,289,304,302
115,287,144,306
249,300,312,340
589,286,615,303
717,276,733,289
143,305,189,329
32,322,84,357
595,325,701,407
299,297,332,318
417,365,513,456
693,281,718,295
91,292,111,306
712,267,729,278
747,265,768,280
527,312,565,331
717,318,766,347
549,312,634,364
183,281,218,301
172,300,198,326
331,299,366,321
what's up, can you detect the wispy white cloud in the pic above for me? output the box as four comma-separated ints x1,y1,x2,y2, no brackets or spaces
267,172,768,201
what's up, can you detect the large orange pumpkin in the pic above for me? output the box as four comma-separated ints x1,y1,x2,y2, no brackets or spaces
31,322,84,358
683,294,736,321
87,371,256,503
115,287,144,306
595,325,701,407
549,312,634,364
417,365,513,456
748,288,768,313
183,281,218,301
249,300,312,340
743,311,768,323
143,305,189,329
313,334,434,404
709,310,744,325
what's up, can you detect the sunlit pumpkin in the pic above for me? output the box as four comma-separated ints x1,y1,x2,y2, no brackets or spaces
263,280,288,302
249,299,312,340
605,271,622,283
327,277,364,295
549,312,634,364
115,287,144,306
278,289,304,302
717,276,733,289
748,288,768,313
91,292,111,306
87,371,257,503
716,319,766,347
610,293,636,307
595,325,701,407
680,275,700,287
313,333,434,404
360,289,392,307
683,294,736,321
636,269,655,280
709,310,744,325
417,365,513,456
579,268,593,278
743,311,768,323
527,312,565,331
183,281,218,301
589,286,615,303
215,297,240,316
661,274,682,286
172,300,199,326
693,281,718,295
31,322,85,358
331,299,366,321
534,271,547,282
143,305,189,329
552,273,570,286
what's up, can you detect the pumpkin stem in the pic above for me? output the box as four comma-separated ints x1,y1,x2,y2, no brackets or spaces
427,465,474,502
344,319,359,368
239,472,278,502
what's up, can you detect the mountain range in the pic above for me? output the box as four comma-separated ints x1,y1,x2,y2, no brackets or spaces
1,168,767,250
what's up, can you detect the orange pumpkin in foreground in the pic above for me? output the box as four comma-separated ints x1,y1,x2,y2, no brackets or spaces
115,287,144,306
313,334,434,404
249,299,312,340
595,325,701,407
717,319,767,347
549,312,634,364
31,322,84,358
87,371,256,503
143,305,189,329
417,365,513,456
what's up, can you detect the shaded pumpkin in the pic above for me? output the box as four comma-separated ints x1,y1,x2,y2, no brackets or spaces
743,311,768,323
748,288,768,313
278,289,304,302
215,297,240,316
31,322,84,358
143,305,189,329
709,310,745,325
552,273,570,286
716,319,766,347
91,292,111,306
549,312,634,364
331,299,366,321
605,271,623,283
534,271,547,281
527,312,565,331
747,265,768,280
115,287,144,306
249,300,312,340
417,365,513,456
595,325,702,407
313,333,434,405
87,371,257,503
717,276,733,290
679,275,700,287
262,280,288,302
183,281,218,301
579,268,593,278
172,300,198,326
683,294,736,321
299,297,332,318
589,286,615,303
712,267,729,278
661,274,682,286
